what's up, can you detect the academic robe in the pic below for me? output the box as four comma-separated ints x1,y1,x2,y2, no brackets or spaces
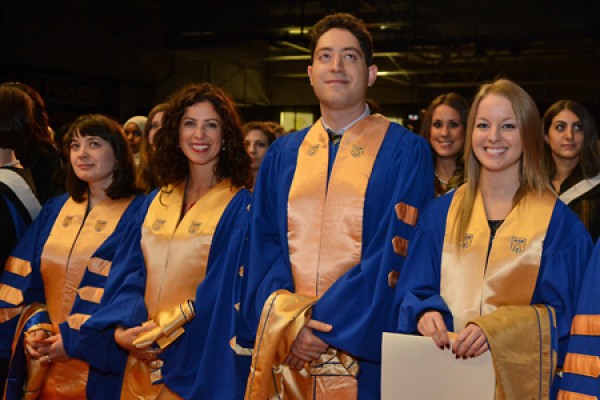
0,167,39,393
558,174,600,242
0,192,145,399
240,118,434,399
558,240,600,399
395,190,593,397
79,182,252,400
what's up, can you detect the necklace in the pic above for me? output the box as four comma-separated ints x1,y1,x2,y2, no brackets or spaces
2,159,20,168
434,171,449,185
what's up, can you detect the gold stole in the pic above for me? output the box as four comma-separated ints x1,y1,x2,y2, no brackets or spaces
282,115,388,399
471,305,557,399
246,290,359,400
121,179,239,400
287,114,389,296
246,290,317,400
2,304,53,400
38,196,132,399
441,186,556,331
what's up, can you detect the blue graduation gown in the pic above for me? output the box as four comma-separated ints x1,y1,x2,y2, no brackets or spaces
0,192,145,400
79,188,252,400
240,122,434,399
559,240,600,397
395,192,592,385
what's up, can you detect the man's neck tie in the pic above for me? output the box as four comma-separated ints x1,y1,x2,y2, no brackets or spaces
326,128,343,145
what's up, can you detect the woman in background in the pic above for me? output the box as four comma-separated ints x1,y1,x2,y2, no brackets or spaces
0,114,143,399
1,82,64,203
137,103,168,193
543,100,600,241
243,121,278,187
395,79,592,397
419,93,469,196
123,115,147,166
0,85,41,395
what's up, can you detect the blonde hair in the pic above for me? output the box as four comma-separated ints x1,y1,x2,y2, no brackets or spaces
454,79,551,247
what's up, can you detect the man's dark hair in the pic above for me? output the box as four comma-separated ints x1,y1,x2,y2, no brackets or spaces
309,13,374,66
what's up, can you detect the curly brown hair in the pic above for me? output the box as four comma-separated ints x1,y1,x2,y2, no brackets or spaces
242,121,278,144
153,83,252,189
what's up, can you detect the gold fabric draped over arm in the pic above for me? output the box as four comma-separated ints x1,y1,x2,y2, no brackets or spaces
471,305,557,400
245,290,359,400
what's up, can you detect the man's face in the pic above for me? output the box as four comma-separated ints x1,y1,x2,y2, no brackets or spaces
308,28,377,112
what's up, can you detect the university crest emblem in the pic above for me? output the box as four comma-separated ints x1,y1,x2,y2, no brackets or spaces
510,236,527,253
188,221,202,234
307,144,320,156
351,144,365,158
152,218,166,231
94,220,107,232
461,234,473,249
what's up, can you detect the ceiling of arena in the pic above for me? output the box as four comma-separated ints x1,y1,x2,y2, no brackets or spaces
2,0,600,109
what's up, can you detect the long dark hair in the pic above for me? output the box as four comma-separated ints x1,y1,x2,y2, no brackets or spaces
420,92,469,194
0,86,35,150
153,82,252,189
542,100,600,183
64,114,139,202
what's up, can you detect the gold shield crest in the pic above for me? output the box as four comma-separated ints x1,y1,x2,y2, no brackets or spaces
351,144,365,158
307,144,320,156
510,236,527,253
152,218,166,231
460,234,473,249
62,215,73,227
94,220,107,232
188,221,202,234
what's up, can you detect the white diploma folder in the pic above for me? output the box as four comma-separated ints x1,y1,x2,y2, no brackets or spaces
381,332,495,400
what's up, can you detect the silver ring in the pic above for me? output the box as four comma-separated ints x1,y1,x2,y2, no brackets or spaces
45,354,51,364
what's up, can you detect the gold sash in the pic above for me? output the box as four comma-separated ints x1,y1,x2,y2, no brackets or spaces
40,196,133,328
441,186,556,330
142,179,239,316
282,116,388,399
245,290,358,400
121,179,239,400
471,305,557,400
287,115,389,297
38,196,133,399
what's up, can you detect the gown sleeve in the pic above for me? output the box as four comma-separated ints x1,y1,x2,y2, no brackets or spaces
394,193,455,334
559,240,600,398
77,194,152,374
0,195,66,359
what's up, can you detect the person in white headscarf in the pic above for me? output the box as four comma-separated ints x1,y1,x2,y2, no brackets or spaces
123,115,147,166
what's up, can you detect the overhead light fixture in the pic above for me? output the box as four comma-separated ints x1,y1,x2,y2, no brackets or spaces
286,27,309,35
